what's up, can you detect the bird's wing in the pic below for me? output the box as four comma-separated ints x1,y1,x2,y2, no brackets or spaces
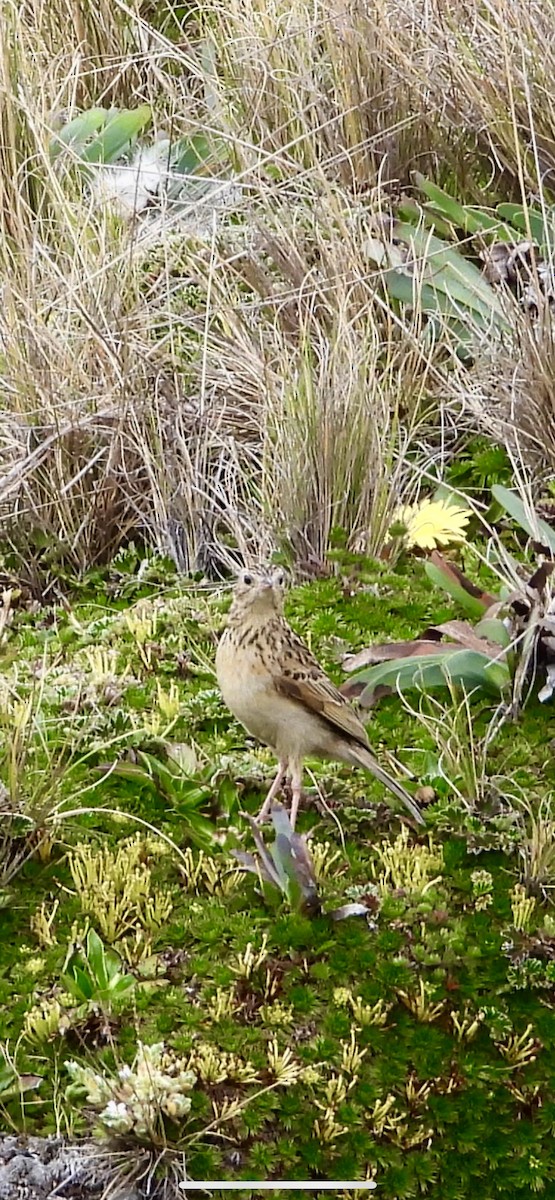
273,628,370,747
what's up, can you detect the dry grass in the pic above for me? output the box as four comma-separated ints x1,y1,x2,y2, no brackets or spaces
459,311,555,480
2,0,555,583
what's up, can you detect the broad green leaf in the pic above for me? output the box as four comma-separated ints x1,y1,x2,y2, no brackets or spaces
370,229,502,333
85,929,109,991
80,105,152,165
496,204,550,250
65,964,94,1001
354,649,510,705
111,975,136,999
382,267,479,319
172,808,216,851
424,561,491,619
482,657,513,691
174,782,212,807
0,1065,17,1095
414,175,505,236
269,838,290,891
50,109,108,159
397,198,453,240
382,270,490,356
394,223,510,322
492,485,555,553
275,835,307,889
475,616,511,649
284,874,304,914
172,134,213,175
0,1064,42,1098
217,776,240,818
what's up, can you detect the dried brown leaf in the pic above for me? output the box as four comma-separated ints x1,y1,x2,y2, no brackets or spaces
343,637,444,673
429,550,498,607
427,619,502,657
480,240,536,287
528,561,555,594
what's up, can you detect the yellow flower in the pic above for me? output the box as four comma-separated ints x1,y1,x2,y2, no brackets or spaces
393,498,471,551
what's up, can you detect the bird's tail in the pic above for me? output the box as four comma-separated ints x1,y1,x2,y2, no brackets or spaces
346,744,425,827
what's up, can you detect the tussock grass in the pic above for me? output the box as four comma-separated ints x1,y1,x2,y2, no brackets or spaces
460,312,555,479
2,0,555,583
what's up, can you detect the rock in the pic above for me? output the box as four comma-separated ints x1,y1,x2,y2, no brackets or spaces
0,1136,178,1200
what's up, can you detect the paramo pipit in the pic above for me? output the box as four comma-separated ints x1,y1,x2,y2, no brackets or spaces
216,568,424,830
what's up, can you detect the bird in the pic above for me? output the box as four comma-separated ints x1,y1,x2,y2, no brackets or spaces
216,566,424,830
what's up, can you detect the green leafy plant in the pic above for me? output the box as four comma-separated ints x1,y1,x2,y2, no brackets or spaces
492,485,555,553
343,551,511,704
94,749,217,850
397,177,555,319
50,106,153,167
445,440,513,501
49,106,220,216
344,487,555,710
232,804,321,916
412,174,555,258
364,215,511,355
367,175,555,357
62,928,136,1013
24,931,137,1045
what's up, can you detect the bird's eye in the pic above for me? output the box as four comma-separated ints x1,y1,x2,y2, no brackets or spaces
274,571,285,586
242,572,253,586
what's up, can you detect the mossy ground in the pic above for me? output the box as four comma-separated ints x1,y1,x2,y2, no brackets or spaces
0,549,554,1198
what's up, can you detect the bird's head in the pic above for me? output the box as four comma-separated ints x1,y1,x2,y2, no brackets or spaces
229,566,287,621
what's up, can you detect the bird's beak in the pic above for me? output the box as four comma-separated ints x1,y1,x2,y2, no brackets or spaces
260,578,273,591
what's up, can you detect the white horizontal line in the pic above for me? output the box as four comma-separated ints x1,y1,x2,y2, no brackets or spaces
180,1184,376,1192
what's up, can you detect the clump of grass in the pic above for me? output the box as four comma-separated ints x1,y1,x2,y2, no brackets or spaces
3,0,555,581
209,0,469,189
461,311,555,480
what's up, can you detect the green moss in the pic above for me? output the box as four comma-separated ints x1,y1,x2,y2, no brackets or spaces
0,551,554,1195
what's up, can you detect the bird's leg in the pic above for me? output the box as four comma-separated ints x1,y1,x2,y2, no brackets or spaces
289,760,303,830
256,760,288,823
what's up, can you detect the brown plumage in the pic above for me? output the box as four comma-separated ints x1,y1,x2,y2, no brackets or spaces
216,567,424,829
